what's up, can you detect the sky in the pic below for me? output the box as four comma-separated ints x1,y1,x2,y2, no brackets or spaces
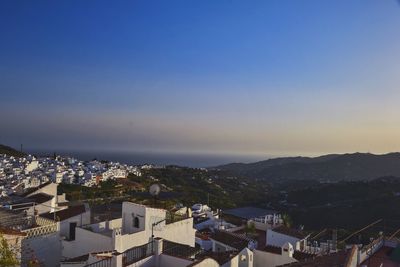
1,0,400,158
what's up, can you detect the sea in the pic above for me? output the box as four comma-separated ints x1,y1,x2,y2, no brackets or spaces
28,149,267,168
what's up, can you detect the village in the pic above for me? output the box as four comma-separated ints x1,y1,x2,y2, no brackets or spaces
0,152,399,267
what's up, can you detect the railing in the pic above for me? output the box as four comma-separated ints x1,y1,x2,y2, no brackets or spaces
122,241,154,266
84,258,112,267
36,216,55,226
163,240,202,259
21,217,58,239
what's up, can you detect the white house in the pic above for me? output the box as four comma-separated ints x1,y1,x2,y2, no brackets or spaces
41,203,90,241
62,202,196,259
266,226,310,251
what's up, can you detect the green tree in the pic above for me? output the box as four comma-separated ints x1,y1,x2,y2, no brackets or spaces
0,233,19,267
245,222,257,237
282,213,293,228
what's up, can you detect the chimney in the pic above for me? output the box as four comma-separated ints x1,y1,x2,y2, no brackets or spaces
154,237,163,267
282,242,294,258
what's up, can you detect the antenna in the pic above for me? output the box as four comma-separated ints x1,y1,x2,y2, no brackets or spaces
149,184,161,207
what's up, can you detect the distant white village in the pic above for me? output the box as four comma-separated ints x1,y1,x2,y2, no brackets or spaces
0,153,144,196
0,153,398,267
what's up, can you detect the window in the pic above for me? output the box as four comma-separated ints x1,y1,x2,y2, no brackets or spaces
134,217,140,228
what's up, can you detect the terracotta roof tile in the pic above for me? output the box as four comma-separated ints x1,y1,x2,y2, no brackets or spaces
41,205,86,221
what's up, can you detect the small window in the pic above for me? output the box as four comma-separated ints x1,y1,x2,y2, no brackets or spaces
134,217,140,228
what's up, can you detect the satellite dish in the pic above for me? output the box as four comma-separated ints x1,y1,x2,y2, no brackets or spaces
149,184,161,197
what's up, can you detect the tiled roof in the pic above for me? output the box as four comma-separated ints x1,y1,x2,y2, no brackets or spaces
278,250,350,267
262,245,282,255
20,182,51,197
210,230,251,250
272,226,308,239
293,251,314,261
26,193,53,204
41,205,86,221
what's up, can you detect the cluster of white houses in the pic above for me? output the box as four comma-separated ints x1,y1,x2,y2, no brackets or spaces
0,153,143,197
1,182,400,267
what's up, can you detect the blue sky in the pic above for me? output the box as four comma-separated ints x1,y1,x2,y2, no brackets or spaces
1,0,400,156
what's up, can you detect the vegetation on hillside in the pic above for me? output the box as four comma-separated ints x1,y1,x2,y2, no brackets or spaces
0,144,26,158
131,166,271,209
215,153,400,182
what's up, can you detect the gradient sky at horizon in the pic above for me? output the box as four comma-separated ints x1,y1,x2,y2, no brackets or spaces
1,0,400,157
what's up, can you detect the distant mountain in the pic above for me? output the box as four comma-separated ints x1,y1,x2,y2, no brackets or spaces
212,153,400,182
0,144,26,158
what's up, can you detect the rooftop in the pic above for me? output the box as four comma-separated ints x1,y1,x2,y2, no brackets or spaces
223,206,277,220
210,230,251,250
194,251,239,265
272,225,308,239
360,245,400,267
41,204,86,221
278,247,354,267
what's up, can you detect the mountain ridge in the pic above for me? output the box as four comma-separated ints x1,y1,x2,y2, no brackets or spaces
211,152,400,182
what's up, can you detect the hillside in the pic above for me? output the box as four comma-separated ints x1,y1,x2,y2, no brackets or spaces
280,176,400,230
0,144,26,158
213,152,400,182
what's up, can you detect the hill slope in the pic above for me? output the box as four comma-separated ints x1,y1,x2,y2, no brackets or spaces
213,152,400,182
0,144,26,157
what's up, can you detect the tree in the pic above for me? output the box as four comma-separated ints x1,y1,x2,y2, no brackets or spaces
0,233,19,267
244,222,257,237
282,213,293,228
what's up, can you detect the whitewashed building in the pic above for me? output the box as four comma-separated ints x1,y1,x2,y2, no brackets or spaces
62,202,196,259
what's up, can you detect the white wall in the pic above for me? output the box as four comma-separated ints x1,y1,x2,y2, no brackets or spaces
62,227,113,258
114,230,151,252
253,249,296,267
59,210,91,238
159,218,196,247
266,229,301,250
22,232,61,267
238,248,253,267
221,254,239,267
191,258,220,267
114,203,196,252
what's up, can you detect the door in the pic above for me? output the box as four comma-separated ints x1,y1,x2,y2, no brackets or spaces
69,222,77,240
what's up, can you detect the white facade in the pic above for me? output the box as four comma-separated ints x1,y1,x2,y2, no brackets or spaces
266,228,306,251
62,202,196,259
253,243,297,267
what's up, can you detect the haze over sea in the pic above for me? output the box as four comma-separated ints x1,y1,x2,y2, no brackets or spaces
29,149,267,168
